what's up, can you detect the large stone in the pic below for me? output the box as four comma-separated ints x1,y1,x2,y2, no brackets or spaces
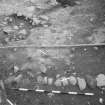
54,79,62,87
61,77,69,86
48,77,54,85
96,74,105,87
85,75,97,89
68,76,77,86
77,77,86,91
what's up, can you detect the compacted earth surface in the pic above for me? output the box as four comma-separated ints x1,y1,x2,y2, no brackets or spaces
0,46,105,105
0,0,105,105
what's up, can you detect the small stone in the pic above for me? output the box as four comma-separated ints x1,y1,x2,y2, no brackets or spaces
56,74,60,78
43,24,49,27
32,17,41,24
99,98,104,104
14,74,23,82
3,26,13,33
54,79,62,87
90,17,94,22
69,54,74,58
14,65,19,73
18,29,27,35
4,17,13,22
68,76,77,85
84,48,87,51
19,23,24,27
0,96,1,104
0,80,4,89
26,6,35,12
8,18,13,22
40,64,47,73
47,92,54,98
1,21,7,26
27,71,34,78
37,75,43,84
96,74,105,87
4,17,9,21
103,21,105,25
93,46,98,50
17,12,23,16
30,0,36,3
39,15,49,21
4,37,9,42
77,77,86,91
13,25,19,30
87,101,90,105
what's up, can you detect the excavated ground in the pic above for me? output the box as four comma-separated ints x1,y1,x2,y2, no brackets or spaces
0,0,105,105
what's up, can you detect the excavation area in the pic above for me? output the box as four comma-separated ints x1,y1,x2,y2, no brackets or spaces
0,0,105,105
0,46,105,105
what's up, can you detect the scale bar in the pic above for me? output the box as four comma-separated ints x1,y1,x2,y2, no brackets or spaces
9,88,94,96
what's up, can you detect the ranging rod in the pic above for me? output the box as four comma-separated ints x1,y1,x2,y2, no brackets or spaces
0,43,105,49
